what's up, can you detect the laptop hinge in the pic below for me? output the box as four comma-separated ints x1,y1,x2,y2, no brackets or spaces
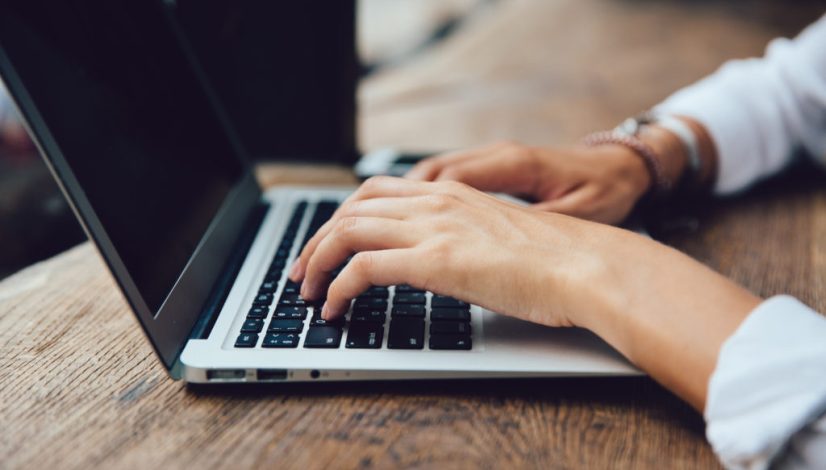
169,358,184,380
184,201,270,346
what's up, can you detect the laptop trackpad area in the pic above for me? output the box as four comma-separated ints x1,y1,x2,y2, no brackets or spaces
479,309,635,372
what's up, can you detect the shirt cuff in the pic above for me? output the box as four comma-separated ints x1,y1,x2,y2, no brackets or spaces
653,69,764,196
705,295,826,470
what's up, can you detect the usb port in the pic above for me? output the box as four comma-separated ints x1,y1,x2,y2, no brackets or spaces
206,369,245,381
257,369,288,381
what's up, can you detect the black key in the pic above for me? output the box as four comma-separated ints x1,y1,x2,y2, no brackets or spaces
351,309,387,324
282,281,301,295
388,319,425,349
393,292,426,305
361,286,389,298
273,247,291,259
429,334,472,350
234,332,258,348
273,306,308,320
430,321,471,335
346,324,384,349
288,202,307,224
353,297,387,310
395,284,424,293
253,293,274,306
430,308,471,322
259,280,278,293
241,318,264,333
270,258,286,270
391,305,426,318
301,201,339,248
247,306,269,319
262,333,299,348
268,319,304,333
304,326,342,348
279,293,308,307
431,296,470,309
309,313,346,327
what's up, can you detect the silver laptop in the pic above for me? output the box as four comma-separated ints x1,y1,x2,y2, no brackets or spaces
0,1,637,383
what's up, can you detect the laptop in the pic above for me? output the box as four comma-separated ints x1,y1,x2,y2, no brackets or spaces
0,0,638,383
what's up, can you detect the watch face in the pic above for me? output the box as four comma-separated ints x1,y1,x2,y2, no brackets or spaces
616,117,641,135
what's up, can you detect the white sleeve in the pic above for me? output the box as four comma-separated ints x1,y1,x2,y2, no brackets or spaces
705,296,826,470
654,15,826,195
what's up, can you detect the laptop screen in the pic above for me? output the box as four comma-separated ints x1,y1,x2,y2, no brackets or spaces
0,1,245,314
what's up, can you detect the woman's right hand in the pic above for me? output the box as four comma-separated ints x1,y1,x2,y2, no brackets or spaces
405,141,652,225
289,176,640,330
290,176,759,410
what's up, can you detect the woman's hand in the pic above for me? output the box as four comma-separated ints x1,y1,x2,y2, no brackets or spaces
405,141,652,225
289,176,626,329
289,176,760,411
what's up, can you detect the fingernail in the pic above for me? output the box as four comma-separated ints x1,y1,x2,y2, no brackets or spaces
289,261,304,280
321,303,330,320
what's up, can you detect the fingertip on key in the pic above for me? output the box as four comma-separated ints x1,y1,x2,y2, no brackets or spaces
321,303,330,320
288,261,304,281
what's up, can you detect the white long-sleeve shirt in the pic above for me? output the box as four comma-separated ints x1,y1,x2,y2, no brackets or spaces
655,14,826,470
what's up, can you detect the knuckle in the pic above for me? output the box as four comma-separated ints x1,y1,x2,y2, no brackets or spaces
428,239,453,260
423,193,453,211
438,179,469,195
494,139,520,151
350,252,374,275
501,141,529,158
338,200,360,217
439,167,466,181
334,216,360,237
362,175,391,191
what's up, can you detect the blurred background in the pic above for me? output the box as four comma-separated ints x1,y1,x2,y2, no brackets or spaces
0,0,823,279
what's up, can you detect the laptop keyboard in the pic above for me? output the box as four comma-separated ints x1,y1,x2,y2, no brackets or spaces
234,200,474,351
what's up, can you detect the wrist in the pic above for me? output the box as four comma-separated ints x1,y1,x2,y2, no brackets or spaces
638,124,690,189
641,115,718,191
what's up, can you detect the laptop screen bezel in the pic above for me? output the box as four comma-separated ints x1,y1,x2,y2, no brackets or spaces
0,25,262,372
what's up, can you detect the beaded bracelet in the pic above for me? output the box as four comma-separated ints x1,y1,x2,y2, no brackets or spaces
582,129,672,197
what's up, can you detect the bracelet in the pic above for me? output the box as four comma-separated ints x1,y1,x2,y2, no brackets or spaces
582,130,672,196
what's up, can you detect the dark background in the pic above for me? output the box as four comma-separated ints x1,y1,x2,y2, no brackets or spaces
0,0,360,279
0,0,823,280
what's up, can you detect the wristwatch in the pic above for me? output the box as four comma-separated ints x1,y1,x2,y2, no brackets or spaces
618,113,703,185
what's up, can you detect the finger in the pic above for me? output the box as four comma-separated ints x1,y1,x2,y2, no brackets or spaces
405,148,484,181
532,185,599,217
322,249,419,319
290,177,431,281
302,217,420,299
434,151,536,194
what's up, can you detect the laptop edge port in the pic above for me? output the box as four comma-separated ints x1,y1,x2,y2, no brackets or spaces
257,369,288,381
206,369,246,381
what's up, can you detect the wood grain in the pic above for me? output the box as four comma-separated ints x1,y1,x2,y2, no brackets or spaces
2,1,825,468
0,243,714,469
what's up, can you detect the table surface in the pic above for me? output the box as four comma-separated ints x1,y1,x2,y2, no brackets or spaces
3,1,824,468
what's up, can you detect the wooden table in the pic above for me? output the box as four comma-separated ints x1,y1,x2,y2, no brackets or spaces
3,1,824,468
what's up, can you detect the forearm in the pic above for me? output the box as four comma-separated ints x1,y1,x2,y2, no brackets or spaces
572,228,760,411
